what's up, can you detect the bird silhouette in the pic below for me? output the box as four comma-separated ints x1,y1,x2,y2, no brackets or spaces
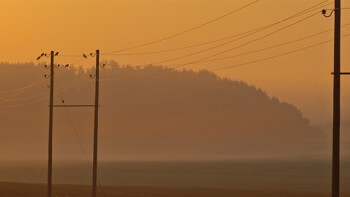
83,54,87,59
64,64,69,68
36,56,41,60
55,52,59,56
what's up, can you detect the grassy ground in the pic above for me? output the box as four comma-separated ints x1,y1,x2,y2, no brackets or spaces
1,182,348,197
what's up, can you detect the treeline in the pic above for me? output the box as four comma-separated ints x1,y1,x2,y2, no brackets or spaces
0,62,327,161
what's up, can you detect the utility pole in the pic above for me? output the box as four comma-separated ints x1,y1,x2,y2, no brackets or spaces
48,51,55,197
332,0,341,196
37,51,59,197
92,49,100,197
37,50,101,197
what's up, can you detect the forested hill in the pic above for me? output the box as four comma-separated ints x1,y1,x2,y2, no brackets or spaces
0,62,327,161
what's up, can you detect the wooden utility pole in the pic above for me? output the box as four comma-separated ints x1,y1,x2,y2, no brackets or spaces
48,51,55,197
92,49,100,197
332,0,341,197
38,50,101,197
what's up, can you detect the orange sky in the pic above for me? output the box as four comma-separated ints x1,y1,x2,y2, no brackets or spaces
1,0,350,126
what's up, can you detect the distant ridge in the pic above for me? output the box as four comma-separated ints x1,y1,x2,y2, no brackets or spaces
0,62,327,161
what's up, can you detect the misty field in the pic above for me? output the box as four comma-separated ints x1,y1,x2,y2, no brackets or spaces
0,182,342,197
1,160,350,196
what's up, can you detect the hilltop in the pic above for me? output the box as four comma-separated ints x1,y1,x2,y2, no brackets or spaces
0,62,327,161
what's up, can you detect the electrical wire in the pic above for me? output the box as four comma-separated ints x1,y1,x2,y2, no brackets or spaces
56,79,106,197
0,70,26,89
103,0,261,54
56,81,91,161
0,70,80,104
0,77,45,103
210,33,350,72
56,57,85,68
102,0,331,56
0,56,91,104
0,94,49,109
0,62,43,93
102,29,259,56
0,86,28,94
165,11,321,69
174,23,350,66
59,54,82,58
294,0,332,17
6,78,82,102
100,25,347,82
101,34,348,82
0,78,82,109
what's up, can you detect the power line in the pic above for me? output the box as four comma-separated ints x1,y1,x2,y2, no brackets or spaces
102,0,331,57
179,23,350,65
165,11,321,69
6,78,83,103
210,33,350,72
148,2,331,65
0,86,28,94
101,35,329,81
294,0,332,17
56,57,85,67
0,69,27,89
59,54,82,57
102,30,259,56
0,69,87,104
0,83,38,94
103,0,261,54
100,30,349,83
0,78,82,109
99,8,332,82
56,79,106,197
56,80,90,160
0,78,45,103
0,94,49,109
0,74,45,95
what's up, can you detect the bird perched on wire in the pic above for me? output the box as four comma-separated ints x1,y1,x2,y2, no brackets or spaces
37,53,45,60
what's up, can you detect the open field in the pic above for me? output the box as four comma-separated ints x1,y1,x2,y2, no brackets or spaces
1,160,350,196
1,182,349,197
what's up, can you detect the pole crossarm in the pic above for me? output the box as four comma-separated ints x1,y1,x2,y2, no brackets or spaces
52,105,96,108
332,72,350,75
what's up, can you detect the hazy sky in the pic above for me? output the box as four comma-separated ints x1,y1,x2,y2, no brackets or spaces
1,0,350,127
